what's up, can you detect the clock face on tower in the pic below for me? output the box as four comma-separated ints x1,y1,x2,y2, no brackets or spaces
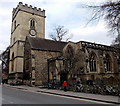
29,29,37,36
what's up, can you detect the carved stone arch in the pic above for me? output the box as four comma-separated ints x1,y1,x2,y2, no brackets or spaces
104,53,112,72
89,51,98,72
84,48,89,58
89,51,98,59
64,44,74,59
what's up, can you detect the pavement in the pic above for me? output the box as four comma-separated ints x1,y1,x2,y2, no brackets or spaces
3,84,120,105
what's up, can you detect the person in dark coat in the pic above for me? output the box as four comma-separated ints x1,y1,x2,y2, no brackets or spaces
63,81,68,91
2,79,4,85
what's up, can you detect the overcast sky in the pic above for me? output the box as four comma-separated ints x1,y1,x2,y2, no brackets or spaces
0,0,115,51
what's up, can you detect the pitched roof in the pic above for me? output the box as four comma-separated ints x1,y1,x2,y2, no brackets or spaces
27,36,67,52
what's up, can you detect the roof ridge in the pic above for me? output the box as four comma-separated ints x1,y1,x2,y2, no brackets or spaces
28,36,67,44
26,36,67,52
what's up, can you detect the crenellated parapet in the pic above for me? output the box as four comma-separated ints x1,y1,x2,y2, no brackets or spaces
80,41,120,52
12,2,46,20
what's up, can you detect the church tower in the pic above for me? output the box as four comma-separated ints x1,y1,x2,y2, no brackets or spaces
9,2,45,83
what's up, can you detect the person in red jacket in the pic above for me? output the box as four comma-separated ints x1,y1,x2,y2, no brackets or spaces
63,81,67,91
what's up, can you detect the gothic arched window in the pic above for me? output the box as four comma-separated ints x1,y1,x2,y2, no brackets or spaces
30,19,35,29
89,52,97,72
104,54,111,72
11,53,14,72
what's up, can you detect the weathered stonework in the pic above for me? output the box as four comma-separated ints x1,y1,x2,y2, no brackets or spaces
24,36,67,86
8,2,120,86
34,51,61,85
9,2,45,83
62,41,120,83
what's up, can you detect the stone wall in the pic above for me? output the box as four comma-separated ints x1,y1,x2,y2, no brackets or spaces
9,41,24,74
31,50,61,86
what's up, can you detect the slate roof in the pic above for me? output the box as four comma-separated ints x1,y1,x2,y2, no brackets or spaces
27,36,67,52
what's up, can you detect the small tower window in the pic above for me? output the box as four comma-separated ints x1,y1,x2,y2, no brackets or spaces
30,19,35,29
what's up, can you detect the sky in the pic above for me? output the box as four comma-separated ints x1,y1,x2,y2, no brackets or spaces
0,0,115,51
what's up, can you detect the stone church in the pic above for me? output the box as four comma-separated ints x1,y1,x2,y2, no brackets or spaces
8,2,120,86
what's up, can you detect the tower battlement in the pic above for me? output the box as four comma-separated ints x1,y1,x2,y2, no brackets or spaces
12,2,46,20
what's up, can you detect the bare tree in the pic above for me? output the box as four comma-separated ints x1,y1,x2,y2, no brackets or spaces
0,47,9,67
49,25,73,42
63,45,86,76
0,47,10,81
87,0,120,46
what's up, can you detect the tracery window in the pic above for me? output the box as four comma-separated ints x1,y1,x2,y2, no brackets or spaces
89,52,97,72
104,54,111,72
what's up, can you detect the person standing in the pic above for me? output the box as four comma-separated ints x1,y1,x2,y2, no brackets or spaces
63,81,67,91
